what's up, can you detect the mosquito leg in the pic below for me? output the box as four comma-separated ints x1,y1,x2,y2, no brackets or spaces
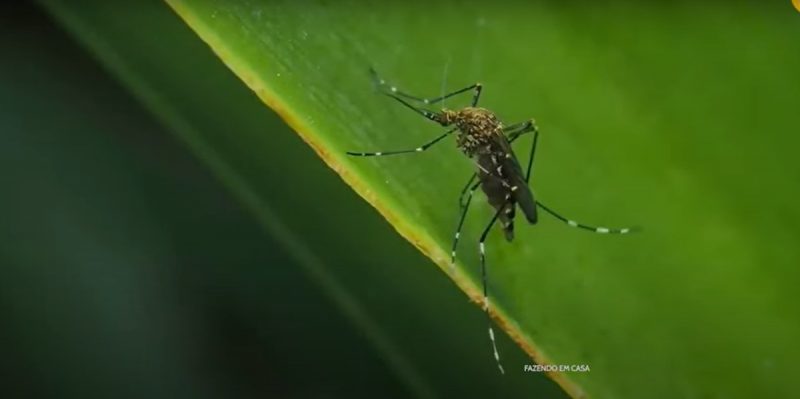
507,129,529,144
536,201,638,234
451,175,481,267
370,67,483,107
524,127,539,183
458,173,478,208
478,203,507,375
347,128,456,157
503,119,540,183
505,120,638,234
503,119,535,137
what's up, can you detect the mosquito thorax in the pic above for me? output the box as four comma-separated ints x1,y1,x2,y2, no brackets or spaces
445,107,504,156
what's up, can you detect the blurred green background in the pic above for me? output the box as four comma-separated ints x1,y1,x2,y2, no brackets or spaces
3,1,800,398
0,4,410,398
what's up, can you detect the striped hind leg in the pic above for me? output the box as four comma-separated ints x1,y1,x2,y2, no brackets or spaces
478,203,509,374
536,202,638,234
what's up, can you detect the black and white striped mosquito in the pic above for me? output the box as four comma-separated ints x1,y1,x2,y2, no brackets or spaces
348,68,636,374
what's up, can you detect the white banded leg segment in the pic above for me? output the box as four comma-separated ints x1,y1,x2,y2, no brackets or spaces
488,326,505,374
538,201,637,234
369,67,483,108
450,178,481,265
346,128,456,157
478,206,506,374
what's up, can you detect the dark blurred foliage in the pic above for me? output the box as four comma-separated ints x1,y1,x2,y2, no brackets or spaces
0,4,410,398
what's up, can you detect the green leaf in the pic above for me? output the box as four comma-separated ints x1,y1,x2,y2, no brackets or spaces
161,1,800,398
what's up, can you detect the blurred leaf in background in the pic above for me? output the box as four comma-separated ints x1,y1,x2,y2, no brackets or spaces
0,3,410,398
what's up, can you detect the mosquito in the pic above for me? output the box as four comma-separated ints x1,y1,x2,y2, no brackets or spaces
347,68,637,374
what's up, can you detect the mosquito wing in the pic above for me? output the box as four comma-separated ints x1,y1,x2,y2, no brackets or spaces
494,133,537,224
